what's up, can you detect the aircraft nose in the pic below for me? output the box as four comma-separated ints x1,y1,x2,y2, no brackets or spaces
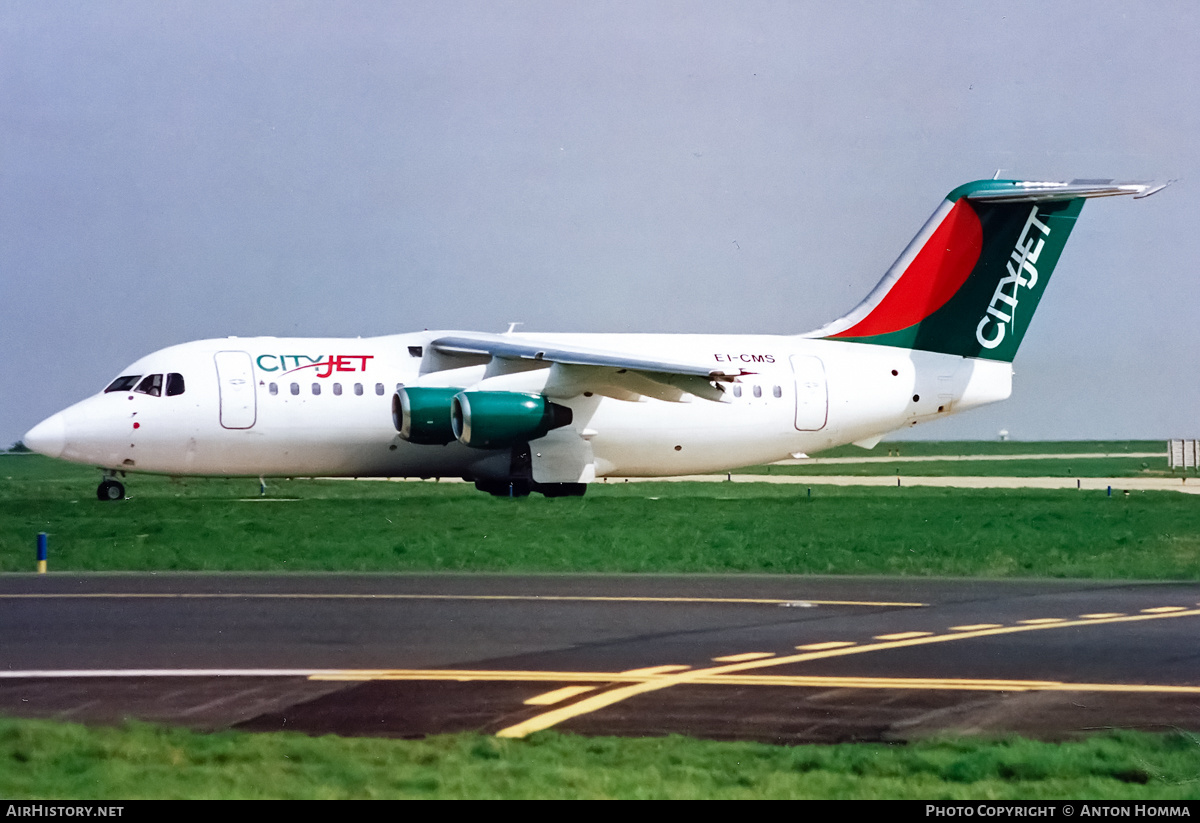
24,412,66,459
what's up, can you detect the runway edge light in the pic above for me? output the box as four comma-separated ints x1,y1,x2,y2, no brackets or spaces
37,532,47,574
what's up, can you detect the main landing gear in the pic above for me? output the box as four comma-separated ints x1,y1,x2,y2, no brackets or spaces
473,480,587,498
97,473,125,501
471,442,589,498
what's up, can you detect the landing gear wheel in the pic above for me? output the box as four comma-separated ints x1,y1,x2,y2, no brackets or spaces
97,479,125,501
475,479,532,498
536,483,587,498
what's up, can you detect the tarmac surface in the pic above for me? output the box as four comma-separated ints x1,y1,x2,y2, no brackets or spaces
2,573,1199,744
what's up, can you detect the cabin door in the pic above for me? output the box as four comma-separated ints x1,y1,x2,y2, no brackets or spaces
791,354,828,431
214,351,257,429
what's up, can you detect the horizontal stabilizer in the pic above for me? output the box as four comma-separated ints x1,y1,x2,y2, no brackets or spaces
959,179,1167,203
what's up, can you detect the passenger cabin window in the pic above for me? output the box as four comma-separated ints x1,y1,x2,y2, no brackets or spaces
354,383,363,396
165,373,185,396
752,385,762,398
135,374,163,397
375,383,384,395
290,383,300,396
105,375,141,393
773,385,782,398
333,383,342,396
269,383,278,396
312,383,321,395
732,385,742,398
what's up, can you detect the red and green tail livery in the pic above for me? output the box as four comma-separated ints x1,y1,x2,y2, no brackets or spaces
815,179,1158,362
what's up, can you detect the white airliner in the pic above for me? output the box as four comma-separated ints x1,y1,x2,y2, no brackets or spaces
24,178,1162,499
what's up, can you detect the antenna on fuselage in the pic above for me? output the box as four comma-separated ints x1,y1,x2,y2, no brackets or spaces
505,322,523,334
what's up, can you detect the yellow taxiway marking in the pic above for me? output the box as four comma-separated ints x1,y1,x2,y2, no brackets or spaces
10,667,1196,701
950,624,1003,631
712,652,775,662
524,686,596,706
873,631,934,640
492,606,1200,738
683,676,1200,694
1080,613,1125,619
795,641,857,650
1141,607,1187,614
0,593,926,608
312,670,622,683
306,669,1200,695
620,665,691,676
1017,618,1068,625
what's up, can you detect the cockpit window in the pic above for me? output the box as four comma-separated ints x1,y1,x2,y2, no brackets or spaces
165,373,185,396
134,374,163,397
105,375,142,393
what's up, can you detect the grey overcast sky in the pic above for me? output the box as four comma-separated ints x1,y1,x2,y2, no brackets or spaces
3,1,1197,446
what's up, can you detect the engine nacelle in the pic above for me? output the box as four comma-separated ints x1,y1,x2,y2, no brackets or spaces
393,387,462,445
451,391,573,449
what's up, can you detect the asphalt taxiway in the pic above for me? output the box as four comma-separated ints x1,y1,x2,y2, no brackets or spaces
2,574,1199,743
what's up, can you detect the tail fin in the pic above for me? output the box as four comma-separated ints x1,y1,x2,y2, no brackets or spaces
809,179,1162,362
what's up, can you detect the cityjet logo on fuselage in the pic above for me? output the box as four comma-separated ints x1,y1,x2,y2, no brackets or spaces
975,206,1051,350
255,354,375,378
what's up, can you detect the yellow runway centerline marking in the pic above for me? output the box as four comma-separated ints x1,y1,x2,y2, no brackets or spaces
712,653,775,662
950,624,1003,631
491,606,1200,738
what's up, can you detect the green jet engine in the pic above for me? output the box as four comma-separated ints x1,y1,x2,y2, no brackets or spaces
451,391,573,449
393,386,462,445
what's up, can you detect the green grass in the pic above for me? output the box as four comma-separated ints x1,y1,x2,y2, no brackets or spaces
2,719,1199,799
4,452,1200,578
5,446,1200,799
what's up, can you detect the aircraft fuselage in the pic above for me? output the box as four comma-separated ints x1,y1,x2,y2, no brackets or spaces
27,331,1011,481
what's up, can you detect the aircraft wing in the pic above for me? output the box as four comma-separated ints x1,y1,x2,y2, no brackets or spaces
428,333,747,403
